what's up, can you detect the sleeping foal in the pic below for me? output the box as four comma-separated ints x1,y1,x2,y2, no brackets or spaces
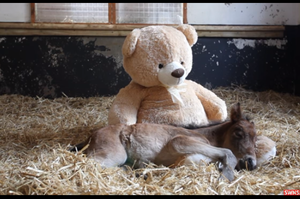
71,103,258,182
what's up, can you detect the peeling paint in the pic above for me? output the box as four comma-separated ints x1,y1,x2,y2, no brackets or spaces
228,39,256,49
227,39,287,50
0,38,6,43
15,37,26,43
47,44,64,68
79,37,124,70
262,39,288,49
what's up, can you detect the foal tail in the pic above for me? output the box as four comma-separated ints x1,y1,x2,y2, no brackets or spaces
69,137,91,153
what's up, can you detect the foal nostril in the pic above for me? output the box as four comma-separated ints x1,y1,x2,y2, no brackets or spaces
245,157,257,171
236,159,244,171
171,68,184,78
247,158,253,166
236,157,257,171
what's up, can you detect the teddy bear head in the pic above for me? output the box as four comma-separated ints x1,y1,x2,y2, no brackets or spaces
122,24,198,88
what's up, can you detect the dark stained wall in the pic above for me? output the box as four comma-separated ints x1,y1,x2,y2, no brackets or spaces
0,36,129,98
0,25,299,98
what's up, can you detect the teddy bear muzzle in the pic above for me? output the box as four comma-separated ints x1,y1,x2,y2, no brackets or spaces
158,61,187,87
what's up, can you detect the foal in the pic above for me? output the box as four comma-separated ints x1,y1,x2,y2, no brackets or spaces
71,103,257,182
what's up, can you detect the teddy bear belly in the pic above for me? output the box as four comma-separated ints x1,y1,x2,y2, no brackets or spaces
137,100,209,126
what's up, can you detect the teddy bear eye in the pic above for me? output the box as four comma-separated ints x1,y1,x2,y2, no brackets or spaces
181,61,184,65
158,64,164,69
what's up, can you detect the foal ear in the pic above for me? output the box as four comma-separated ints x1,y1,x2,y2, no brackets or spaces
230,102,242,122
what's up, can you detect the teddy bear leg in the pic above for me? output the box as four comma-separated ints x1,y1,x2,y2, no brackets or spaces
255,135,276,167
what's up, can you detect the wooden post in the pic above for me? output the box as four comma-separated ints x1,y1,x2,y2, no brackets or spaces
109,3,116,24
30,3,36,23
183,3,187,24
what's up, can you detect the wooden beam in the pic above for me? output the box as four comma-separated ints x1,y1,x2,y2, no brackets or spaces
0,22,285,38
0,29,132,36
0,23,156,30
193,25,285,31
197,31,284,38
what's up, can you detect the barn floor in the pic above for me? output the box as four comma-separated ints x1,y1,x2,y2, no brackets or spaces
0,86,299,195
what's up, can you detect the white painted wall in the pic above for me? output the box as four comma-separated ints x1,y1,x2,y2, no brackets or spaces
0,3,31,22
0,3,299,25
188,3,300,25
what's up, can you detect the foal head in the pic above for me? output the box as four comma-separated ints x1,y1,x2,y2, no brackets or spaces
222,102,257,171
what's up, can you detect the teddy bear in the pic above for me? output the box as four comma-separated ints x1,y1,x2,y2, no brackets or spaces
108,24,227,127
108,24,276,167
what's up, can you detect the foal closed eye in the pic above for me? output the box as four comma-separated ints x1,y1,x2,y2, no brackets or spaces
234,131,244,139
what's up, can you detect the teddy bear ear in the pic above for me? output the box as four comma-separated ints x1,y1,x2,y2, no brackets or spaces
176,24,198,47
122,28,141,58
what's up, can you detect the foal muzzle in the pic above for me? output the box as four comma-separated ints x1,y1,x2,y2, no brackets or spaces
235,156,257,171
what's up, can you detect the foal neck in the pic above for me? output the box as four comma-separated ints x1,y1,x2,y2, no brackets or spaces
192,120,233,147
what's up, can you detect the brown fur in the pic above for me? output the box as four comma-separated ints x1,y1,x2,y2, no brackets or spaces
71,103,264,182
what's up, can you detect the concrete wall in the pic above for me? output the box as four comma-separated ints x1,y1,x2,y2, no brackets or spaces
0,3,31,22
188,3,300,25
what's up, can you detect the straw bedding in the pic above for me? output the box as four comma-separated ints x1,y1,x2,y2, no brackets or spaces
0,86,299,195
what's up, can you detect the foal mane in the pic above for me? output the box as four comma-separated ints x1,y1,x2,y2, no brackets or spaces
182,103,253,130
182,120,230,129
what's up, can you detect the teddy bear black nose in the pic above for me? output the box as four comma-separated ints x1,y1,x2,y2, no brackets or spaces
171,68,184,78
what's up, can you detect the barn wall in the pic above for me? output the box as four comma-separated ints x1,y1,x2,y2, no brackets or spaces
0,3,31,22
187,3,300,25
0,25,299,98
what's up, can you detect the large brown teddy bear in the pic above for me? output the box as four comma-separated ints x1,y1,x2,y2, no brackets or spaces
108,24,227,127
108,24,276,166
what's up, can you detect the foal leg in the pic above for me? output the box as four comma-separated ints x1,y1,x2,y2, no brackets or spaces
85,127,128,168
167,135,237,182
255,135,276,166
184,154,213,166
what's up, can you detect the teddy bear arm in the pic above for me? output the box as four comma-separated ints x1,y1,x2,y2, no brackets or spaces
108,83,144,125
188,80,227,121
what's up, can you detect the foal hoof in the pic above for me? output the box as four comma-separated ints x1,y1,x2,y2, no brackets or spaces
220,166,235,182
